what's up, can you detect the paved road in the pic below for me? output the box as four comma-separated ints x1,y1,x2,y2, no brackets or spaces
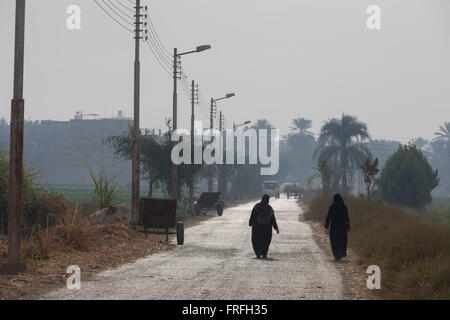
43,198,344,300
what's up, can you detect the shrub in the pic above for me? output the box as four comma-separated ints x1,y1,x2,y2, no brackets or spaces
0,151,42,233
23,190,70,231
379,145,439,208
21,225,53,261
53,204,91,251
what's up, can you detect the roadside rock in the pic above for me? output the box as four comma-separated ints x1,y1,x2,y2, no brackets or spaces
91,204,132,225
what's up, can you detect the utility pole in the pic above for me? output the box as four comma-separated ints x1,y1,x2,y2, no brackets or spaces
170,45,210,199
208,98,216,192
171,48,179,199
188,80,197,214
1,0,26,275
218,111,223,193
191,80,195,163
131,0,143,227
207,93,234,192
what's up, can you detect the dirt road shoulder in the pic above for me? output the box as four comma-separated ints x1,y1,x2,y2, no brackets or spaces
299,202,376,300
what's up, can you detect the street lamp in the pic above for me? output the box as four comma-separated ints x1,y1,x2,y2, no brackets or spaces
171,45,211,200
208,93,236,192
229,120,251,201
233,120,251,131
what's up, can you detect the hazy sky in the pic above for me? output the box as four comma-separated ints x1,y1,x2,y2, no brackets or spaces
1,0,449,142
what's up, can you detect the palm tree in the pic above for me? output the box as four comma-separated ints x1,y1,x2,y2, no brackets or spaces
252,119,274,130
289,118,314,137
245,119,275,194
286,118,316,184
411,137,432,155
433,123,450,194
433,123,450,153
314,114,371,193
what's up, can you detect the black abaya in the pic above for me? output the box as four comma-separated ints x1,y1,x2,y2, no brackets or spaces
249,201,278,257
325,202,350,259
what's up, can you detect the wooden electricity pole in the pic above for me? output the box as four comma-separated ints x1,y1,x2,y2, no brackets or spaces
1,0,26,275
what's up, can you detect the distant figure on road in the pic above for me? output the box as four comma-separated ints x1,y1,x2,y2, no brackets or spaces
249,194,279,259
325,194,351,261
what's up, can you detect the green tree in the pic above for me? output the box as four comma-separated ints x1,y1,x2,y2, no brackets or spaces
106,128,202,201
106,128,170,197
360,157,379,201
314,114,371,193
379,145,439,208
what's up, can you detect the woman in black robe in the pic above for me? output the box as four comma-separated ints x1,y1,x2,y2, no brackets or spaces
325,194,351,261
249,194,279,259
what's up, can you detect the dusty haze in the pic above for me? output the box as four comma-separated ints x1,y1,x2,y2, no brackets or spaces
1,0,449,141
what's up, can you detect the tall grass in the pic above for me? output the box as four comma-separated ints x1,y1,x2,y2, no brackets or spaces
53,203,91,251
20,203,91,262
21,225,52,262
304,194,450,299
89,168,121,210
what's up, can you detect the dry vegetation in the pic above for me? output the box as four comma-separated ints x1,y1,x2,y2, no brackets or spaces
0,204,173,299
303,194,450,299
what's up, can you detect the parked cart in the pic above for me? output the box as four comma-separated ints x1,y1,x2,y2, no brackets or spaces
139,197,184,245
194,192,225,216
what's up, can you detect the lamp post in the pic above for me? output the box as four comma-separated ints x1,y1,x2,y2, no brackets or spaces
171,45,211,200
230,120,251,200
233,120,251,131
208,93,235,192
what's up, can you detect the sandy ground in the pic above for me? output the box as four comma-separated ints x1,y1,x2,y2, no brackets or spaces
42,198,345,300
302,219,376,300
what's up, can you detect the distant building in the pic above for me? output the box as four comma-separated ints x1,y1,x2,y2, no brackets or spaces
0,111,134,186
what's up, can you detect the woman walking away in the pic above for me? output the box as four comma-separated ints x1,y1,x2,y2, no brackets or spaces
325,194,351,261
249,194,279,259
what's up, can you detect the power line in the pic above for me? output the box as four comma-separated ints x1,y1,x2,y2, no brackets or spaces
101,0,134,26
144,25,172,66
145,15,172,57
144,39,172,75
94,0,134,33
115,0,135,13
106,0,135,20
144,15,172,63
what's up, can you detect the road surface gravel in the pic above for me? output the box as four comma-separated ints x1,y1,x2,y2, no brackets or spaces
43,198,344,300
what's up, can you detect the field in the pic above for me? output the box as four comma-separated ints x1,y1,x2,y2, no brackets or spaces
303,194,450,299
46,185,157,207
425,197,450,225
45,184,211,219
46,185,211,205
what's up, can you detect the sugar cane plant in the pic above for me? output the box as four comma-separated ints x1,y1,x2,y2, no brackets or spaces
89,167,121,209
